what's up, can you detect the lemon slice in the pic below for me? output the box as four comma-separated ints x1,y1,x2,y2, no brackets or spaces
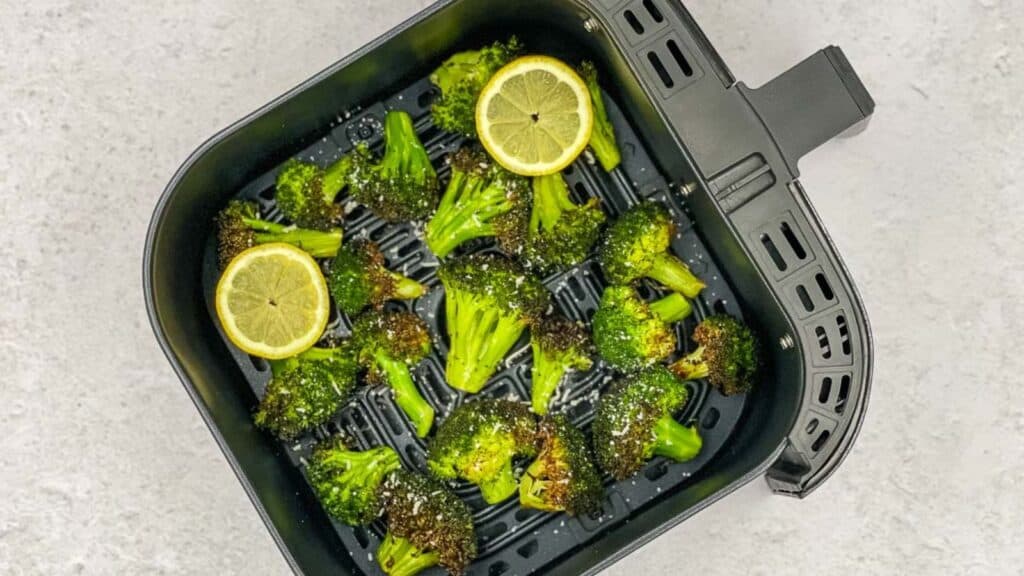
476,56,593,176
215,243,330,359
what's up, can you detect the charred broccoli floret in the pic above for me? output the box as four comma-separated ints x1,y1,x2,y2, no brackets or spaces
378,470,477,576
307,437,401,526
579,61,621,172
429,37,523,137
274,154,353,230
329,238,427,316
670,315,759,395
427,399,538,504
519,415,603,515
592,366,702,479
530,315,593,415
348,111,438,222
215,199,343,269
253,345,359,440
352,311,435,437
592,286,692,372
437,253,550,393
598,202,705,298
424,147,530,258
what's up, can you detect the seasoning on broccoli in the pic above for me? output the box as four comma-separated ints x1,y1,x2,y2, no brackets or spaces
377,470,477,576
437,253,550,393
427,399,538,504
519,415,603,516
530,314,594,415
329,238,427,316
592,366,702,480
429,36,523,137
216,199,343,269
348,110,439,222
307,437,401,526
352,311,435,437
579,61,621,172
592,285,691,372
424,146,530,258
670,314,759,396
598,202,705,298
274,154,353,230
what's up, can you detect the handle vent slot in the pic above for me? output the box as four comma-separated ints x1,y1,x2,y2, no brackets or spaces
666,39,694,77
642,0,664,22
624,9,645,34
647,51,674,88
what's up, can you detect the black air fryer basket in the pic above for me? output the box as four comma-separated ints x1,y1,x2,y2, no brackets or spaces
144,1,875,574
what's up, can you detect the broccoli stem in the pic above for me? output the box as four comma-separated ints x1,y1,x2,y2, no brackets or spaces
389,272,427,300
532,174,573,231
375,352,435,437
249,225,343,258
477,460,518,504
671,345,709,380
519,465,558,511
646,253,706,298
589,128,622,172
446,293,525,392
426,182,511,257
652,416,702,462
377,533,439,576
382,112,433,179
648,293,693,324
530,351,568,415
321,155,354,202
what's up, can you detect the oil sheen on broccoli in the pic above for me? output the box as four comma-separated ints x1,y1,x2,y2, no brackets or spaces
429,37,523,137
307,437,401,526
427,399,538,504
598,202,706,298
329,238,426,316
592,366,702,479
530,315,593,415
519,415,603,516
274,154,353,230
670,314,759,396
579,61,621,172
592,285,692,372
437,253,550,393
215,199,343,269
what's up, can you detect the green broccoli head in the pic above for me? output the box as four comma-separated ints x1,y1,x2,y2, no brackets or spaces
429,36,523,137
427,399,538,505
348,111,439,222
215,199,343,268
307,437,401,526
424,146,531,258
670,314,759,395
598,202,705,298
437,253,550,393
592,366,702,480
253,346,359,440
351,311,435,437
530,314,594,415
329,238,427,316
519,415,603,516
579,61,621,172
592,286,692,372
274,154,352,230
378,470,477,576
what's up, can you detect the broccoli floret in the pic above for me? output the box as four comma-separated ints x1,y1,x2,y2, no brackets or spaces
424,147,530,258
307,437,401,526
592,286,692,372
519,415,603,515
670,315,759,395
579,61,621,172
437,253,550,393
377,470,477,576
274,154,353,230
598,202,706,298
592,366,702,479
348,111,439,222
429,37,523,137
253,346,359,440
427,399,538,504
329,238,427,316
351,311,435,437
215,199,343,269
530,315,593,415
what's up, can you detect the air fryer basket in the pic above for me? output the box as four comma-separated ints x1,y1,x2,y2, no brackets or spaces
144,1,874,575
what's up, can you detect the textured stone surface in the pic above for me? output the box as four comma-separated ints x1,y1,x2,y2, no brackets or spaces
0,1,1020,574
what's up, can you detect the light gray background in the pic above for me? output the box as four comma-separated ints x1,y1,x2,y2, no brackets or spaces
1,0,1021,574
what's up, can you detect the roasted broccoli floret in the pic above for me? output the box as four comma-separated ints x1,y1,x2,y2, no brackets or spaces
592,366,702,479
592,286,692,372
377,470,477,576
579,61,621,172
254,346,359,440
424,147,530,258
351,311,435,437
437,253,550,393
329,238,427,316
429,37,523,137
348,111,439,222
598,202,705,298
307,437,401,526
530,315,594,415
274,154,353,230
427,399,538,504
215,199,343,269
670,315,759,396
519,415,603,515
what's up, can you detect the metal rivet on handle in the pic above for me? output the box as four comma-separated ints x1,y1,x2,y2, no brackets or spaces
583,17,600,33
679,182,697,197
779,334,795,350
